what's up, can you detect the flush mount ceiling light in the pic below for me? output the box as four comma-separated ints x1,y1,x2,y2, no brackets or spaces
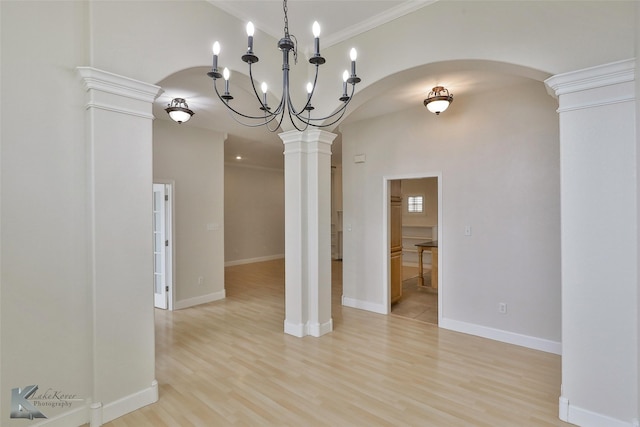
207,0,361,132
423,86,453,115
165,98,194,124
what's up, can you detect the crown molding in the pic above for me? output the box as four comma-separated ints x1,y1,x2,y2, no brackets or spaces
544,59,635,98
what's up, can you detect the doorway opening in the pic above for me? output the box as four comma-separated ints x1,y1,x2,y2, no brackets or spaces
386,175,441,325
153,182,174,310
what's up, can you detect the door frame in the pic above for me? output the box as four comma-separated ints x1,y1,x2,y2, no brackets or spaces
382,172,442,320
154,180,176,311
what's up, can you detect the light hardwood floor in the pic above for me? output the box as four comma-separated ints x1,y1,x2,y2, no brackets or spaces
102,259,569,426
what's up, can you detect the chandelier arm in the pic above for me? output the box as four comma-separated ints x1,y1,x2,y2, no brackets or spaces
301,100,349,128
247,63,284,118
287,106,311,132
213,77,282,121
265,109,285,132
289,64,320,118
223,105,282,129
294,83,355,123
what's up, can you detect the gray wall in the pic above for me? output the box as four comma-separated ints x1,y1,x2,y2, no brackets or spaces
342,78,562,346
224,164,285,265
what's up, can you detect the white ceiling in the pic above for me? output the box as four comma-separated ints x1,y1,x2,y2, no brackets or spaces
153,1,545,169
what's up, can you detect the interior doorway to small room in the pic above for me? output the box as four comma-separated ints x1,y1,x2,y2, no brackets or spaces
389,176,439,325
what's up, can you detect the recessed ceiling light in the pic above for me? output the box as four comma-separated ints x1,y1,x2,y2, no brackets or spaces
235,156,242,160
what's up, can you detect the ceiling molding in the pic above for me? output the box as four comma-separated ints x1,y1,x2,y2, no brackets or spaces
207,1,437,48
322,0,437,48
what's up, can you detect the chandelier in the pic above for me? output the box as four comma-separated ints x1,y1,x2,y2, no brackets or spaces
207,0,361,132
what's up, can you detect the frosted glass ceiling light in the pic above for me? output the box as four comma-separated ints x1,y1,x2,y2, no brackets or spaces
207,0,361,132
165,98,194,124
424,86,453,115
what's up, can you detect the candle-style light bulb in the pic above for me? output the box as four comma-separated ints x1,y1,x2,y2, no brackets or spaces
305,82,314,111
312,21,321,56
350,48,358,77
246,22,255,52
342,70,349,95
223,67,231,96
261,82,268,106
212,41,220,72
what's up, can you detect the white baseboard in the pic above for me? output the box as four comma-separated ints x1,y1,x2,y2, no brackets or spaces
342,296,388,315
284,319,305,337
439,317,562,355
284,319,333,337
99,380,158,425
308,319,333,337
32,404,88,427
560,395,636,427
225,254,284,267
175,290,226,309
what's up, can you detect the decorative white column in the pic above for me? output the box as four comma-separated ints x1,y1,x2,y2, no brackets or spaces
280,129,336,337
546,59,638,427
77,67,162,425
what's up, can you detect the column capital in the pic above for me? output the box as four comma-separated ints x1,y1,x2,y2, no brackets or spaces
544,59,635,113
279,129,338,145
77,66,163,119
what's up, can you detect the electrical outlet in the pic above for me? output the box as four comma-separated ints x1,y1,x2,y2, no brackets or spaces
464,225,472,236
198,276,204,286
498,302,507,314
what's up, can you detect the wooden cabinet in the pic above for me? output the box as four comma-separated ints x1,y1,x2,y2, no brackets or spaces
390,180,403,304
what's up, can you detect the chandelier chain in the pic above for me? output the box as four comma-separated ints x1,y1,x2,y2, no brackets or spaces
283,0,289,36
282,0,297,64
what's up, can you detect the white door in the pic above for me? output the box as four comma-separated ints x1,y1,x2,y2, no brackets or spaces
153,183,169,309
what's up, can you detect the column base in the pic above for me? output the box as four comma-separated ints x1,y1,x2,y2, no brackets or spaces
284,318,333,337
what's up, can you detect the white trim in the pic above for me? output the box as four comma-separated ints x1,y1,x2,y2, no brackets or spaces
77,66,162,103
284,319,334,338
439,317,562,355
561,399,636,427
342,296,387,315
382,172,443,321
225,254,284,267
100,380,158,425
559,396,570,421
209,0,436,49
555,95,635,113
84,101,156,120
284,320,305,337
545,58,635,98
322,1,437,48
154,180,176,311
174,290,226,310
308,319,333,337
90,402,102,427
31,404,88,427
